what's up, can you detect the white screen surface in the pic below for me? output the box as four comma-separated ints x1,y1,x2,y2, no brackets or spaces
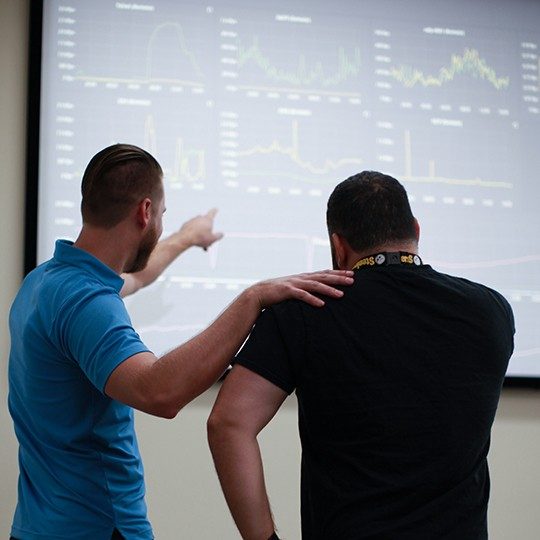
38,0,540,376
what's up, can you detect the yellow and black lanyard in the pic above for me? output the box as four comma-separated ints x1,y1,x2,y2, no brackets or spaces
352,252,423,270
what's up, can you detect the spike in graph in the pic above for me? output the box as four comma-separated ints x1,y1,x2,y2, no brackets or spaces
237,36,362,87
402,129,512,188
391,48,510,89
76,22,204,86
145,22,204,80
172,138,206,184
235,120,363,177
144,115,205,184
144,115,157,155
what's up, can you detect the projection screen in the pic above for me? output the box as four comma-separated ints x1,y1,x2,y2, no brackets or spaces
33,0,540,378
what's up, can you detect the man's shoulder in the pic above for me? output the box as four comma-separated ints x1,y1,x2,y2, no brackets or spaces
427,268,513,320
18,257,123,320
264,299,306,326
433,268,508,299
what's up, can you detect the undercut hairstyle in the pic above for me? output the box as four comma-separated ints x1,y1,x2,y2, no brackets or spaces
327,171,416,253
81,143,163,228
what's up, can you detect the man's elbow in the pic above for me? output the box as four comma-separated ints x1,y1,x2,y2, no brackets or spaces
143,392,186,420
153,404,180,420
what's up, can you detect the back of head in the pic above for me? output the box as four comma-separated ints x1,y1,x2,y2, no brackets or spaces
326,171,416,253
81,143,163,228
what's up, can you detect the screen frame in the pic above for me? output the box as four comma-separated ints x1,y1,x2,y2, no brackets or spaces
24,0,42,276
24,0,538,387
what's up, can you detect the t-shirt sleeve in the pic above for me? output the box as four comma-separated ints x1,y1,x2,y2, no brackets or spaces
234,301,305,395
487,287,516,355
57,289,150,393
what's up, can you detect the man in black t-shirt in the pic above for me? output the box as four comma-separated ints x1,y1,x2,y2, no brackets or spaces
207,171,515,540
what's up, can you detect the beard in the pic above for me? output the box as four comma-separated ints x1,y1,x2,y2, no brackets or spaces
126,223,160,273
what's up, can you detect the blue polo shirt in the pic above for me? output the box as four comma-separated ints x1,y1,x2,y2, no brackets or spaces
8,240,153,540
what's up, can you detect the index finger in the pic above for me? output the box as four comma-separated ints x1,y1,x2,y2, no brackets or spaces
302,270,354,283
206,208,219,220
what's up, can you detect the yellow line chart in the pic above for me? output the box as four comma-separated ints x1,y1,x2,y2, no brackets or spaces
391,48,510,89
235,120,363,176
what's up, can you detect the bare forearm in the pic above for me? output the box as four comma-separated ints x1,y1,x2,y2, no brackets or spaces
146,269,352,413
121,233,192,296
107,270,353,416
148,232,191,269
208,426,275,540
121,210,223,297
149,288,262,415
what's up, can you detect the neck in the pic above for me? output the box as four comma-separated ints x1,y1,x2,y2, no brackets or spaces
346,241,419,270
74,224,137,274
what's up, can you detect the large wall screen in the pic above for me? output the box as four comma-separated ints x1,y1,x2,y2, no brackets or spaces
34,0,540,377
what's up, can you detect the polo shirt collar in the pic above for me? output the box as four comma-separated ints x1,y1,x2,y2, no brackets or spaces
53,239,125,292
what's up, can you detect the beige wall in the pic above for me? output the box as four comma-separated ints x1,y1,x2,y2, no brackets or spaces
1,2,539,538
0,0,29,537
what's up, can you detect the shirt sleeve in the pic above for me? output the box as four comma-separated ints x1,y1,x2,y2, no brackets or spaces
234,301,306,394
57,288,151,393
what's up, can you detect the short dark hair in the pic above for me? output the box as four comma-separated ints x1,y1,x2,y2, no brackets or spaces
81,143,163,228
326,171,416,253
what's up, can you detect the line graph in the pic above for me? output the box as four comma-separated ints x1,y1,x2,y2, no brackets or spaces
220,116,367,192
373,24,515,115
170,140,206,185
390,48,510,90
144,115,206,186
236,37,362,88
145,22,203,80
235,120,363,176
401,129,513,189
74,21,207,87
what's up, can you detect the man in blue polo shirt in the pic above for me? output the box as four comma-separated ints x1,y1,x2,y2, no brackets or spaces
9,240,153,539
8,143,353,540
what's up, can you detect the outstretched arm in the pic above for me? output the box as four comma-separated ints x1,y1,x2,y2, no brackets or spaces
207,365,287,540
120,208,223,297
105,270,353,418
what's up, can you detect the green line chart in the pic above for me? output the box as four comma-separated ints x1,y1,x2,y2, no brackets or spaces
145,22,204,80
236,37,362,88
75,21,206,86
144,115,206,185
390,48,510,89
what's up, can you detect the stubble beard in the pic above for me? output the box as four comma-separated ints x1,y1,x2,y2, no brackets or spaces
127,224,160,274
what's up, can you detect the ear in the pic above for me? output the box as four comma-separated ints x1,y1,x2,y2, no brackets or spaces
413,218,420,242
135,198,152,229
331,233,348,270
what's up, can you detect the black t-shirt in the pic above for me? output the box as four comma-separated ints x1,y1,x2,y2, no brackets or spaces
235,264,515,540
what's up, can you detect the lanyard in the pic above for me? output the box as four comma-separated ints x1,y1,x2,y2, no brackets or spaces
352,252,422,270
